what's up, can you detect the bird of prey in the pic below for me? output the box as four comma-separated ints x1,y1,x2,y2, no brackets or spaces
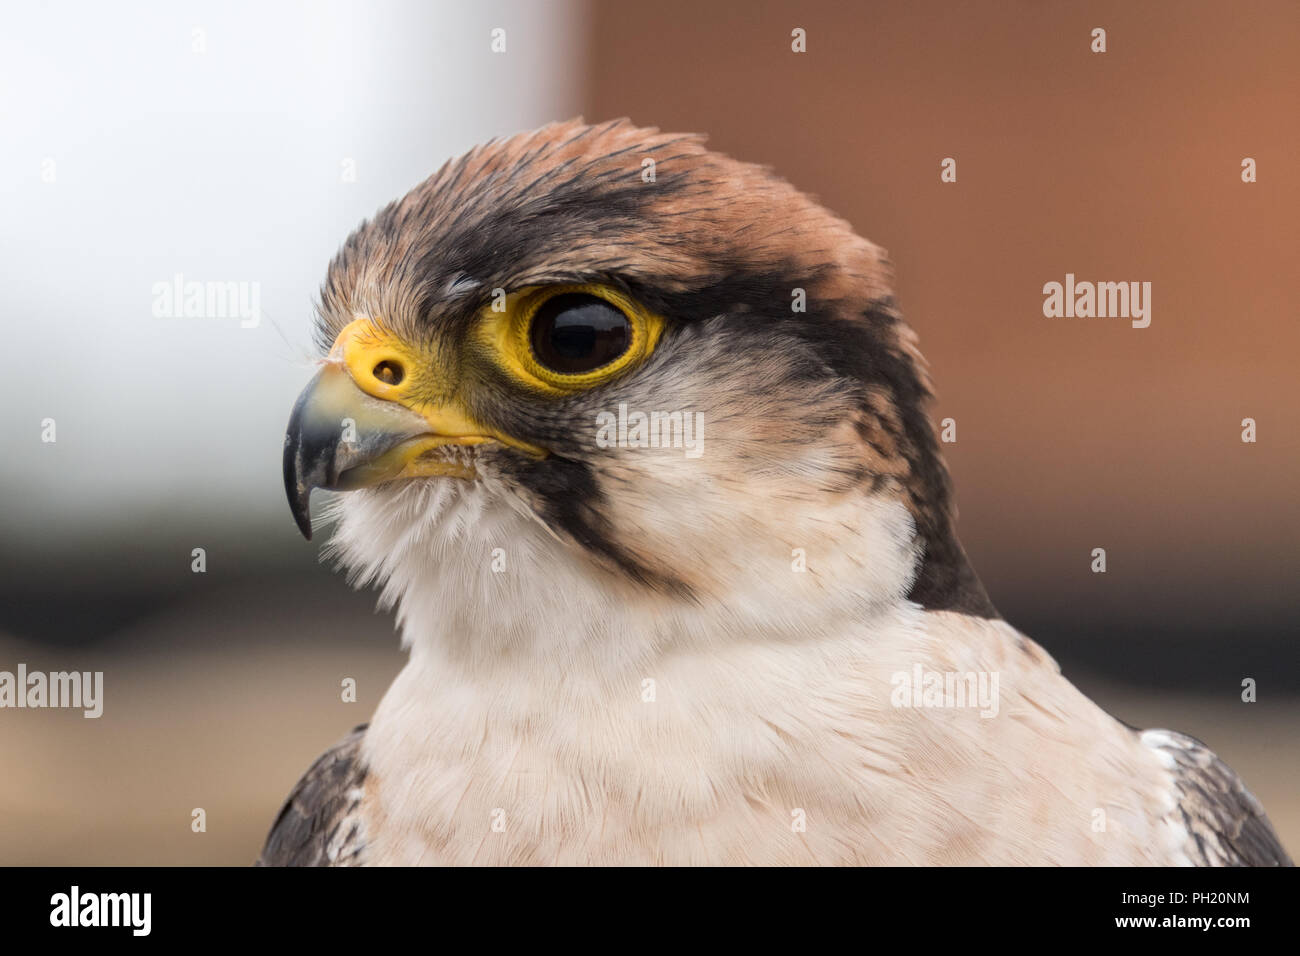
263,119,1290,866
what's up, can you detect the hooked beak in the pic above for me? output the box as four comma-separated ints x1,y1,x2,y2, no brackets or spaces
283,319,543,540
282,363,483,539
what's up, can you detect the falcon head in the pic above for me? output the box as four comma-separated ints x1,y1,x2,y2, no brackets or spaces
284,119,993,657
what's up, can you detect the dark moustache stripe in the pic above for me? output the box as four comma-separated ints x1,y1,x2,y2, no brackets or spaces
504,453,698,600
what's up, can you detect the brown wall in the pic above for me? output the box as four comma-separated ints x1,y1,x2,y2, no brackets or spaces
585,0,1300,685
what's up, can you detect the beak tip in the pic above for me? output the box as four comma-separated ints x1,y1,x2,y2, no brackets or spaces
291,501,314,541
284,467,315,541
285,482,315,541
283,430,315,542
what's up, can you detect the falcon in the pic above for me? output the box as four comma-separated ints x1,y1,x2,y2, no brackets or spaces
261,119,1290,866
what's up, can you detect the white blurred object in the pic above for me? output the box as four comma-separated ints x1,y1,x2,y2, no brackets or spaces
0,0,584,547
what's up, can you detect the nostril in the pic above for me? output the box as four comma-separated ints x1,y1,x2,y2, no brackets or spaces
373,360,404,386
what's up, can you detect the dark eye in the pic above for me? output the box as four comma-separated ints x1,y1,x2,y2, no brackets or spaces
529,293,631,374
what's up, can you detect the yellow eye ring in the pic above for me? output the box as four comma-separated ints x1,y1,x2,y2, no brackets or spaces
478,284,665,395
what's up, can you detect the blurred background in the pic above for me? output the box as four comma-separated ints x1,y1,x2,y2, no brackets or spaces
0,0,1295,863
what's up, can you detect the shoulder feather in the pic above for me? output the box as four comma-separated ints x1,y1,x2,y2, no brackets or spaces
1141,729,1292,866
256,724,369,867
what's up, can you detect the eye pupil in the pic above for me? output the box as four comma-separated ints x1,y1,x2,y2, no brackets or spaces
530,293,631,375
